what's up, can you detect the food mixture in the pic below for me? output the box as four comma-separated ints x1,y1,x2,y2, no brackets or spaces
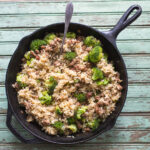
13,32,122,136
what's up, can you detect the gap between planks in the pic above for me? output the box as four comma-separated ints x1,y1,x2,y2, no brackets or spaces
1,143,150,146
0,0,149,2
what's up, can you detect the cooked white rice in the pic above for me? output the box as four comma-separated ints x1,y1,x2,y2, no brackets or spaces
13,34,122,136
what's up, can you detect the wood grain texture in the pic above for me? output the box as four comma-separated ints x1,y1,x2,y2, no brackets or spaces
1,129,150,143
0,0,150,148
2,114,150,130
0,1,149,14
1,88,150,113
1,41,150,56
2,84,150,98
0,13,149,28
1,97,150,114
0,144,150,150
1,69,150,84
0,27,149,42
1,55,150,70
0,0,149,2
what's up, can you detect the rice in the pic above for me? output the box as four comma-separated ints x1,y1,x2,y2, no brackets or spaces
12,33,122,136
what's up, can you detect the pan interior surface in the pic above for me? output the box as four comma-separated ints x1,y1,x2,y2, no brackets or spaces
5,23,128,144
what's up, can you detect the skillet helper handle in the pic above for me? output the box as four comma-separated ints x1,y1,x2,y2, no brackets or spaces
6,104,42,144
111,5,142,38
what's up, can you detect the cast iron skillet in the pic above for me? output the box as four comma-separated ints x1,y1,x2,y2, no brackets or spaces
5,5,142,144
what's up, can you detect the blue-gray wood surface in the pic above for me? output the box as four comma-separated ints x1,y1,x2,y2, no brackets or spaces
0,0,150,149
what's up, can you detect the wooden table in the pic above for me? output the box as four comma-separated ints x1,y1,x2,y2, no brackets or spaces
0,0,150,149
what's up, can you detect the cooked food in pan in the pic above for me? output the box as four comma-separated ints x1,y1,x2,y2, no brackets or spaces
13,32,122,136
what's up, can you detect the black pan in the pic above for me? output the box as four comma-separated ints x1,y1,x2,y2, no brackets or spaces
5,5,142,144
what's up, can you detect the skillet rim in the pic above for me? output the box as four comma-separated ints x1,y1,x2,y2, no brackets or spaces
5,22,128,144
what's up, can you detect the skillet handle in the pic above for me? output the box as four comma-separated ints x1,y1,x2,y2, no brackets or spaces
6,104,43,144
112,4,142,38
102,5,142,44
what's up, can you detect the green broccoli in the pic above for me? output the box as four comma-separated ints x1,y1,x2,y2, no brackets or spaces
75,93,87,102
56,106,62,115
39,91,52,105
74,79,80,83
67,117,76,125
89,46,103,63
30,39,47,51
64,52,77,61
68,124,77,133
92,67,104,81
87,119,100,131
16,74,27,88
66,32,76,38
53,121,64,130
84,36,101,47
36,79,41,83
76,106,87,120
103,53,108,61
83,55,89,62
96,78,109,86
24,51,31,60
45,76,58,94
27,58,34,66
44,33,56,44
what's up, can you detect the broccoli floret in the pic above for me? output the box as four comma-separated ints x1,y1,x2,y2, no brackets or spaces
68,124,77,133
36,79,41,83
16,74,27,88
74,79,80,83
84,36,101,47
75,93,86,102
53,121,64,130
56,106,62,115
67,117,76,125
92,67,104,81
76,106,87,120
96,78,109,86
88,119,100,131
39,91,52,105
24,51,31,60
83,55,89,62
64,52,77,61
44,33,56,44
30,39,47,51
66,32,76,38
103,53,108,61
27,58,34,66
45,76,58,94
89,46,103,63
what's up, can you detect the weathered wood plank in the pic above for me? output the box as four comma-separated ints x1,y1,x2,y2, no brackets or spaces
1,114,150,130
1,129,150,143
0,27,149,42
0,144,150,150
1,97,150,113
1,55,150,70
0,13,149,28
1,41,150,56
1,144,150,150
117,41,150,54
123,97,150,112
0,0,148,2
0,1,149,14
127,69,150,83
0,0,149,2
1,69,150,84
0,70,5,84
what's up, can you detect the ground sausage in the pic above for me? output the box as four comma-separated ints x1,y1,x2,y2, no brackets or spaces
76,121,82,129
30,51,37,58
86,92,93,98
